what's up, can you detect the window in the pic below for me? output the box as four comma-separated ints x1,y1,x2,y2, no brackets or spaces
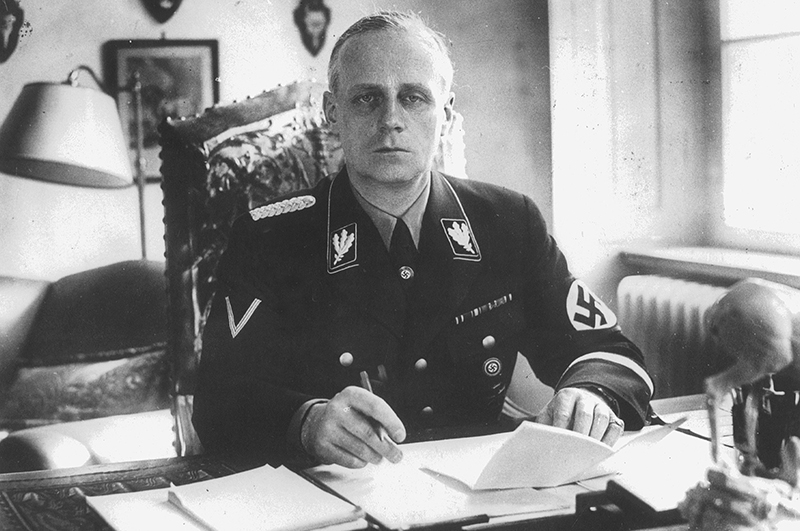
717,1,800,254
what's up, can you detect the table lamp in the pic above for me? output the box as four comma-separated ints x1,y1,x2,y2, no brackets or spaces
0,65,149,258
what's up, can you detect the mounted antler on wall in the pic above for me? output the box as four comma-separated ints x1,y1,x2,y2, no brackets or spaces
293,0,331,57
142,0,183,24
1,0,25,64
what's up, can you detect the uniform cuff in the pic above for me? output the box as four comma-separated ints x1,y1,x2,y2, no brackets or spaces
287,398,329,459
557,352,653,430
570,384,621,416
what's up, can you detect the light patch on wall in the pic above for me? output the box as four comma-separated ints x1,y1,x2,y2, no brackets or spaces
0,177,140,280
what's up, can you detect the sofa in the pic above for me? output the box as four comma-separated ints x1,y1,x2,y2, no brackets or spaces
0,260,176,472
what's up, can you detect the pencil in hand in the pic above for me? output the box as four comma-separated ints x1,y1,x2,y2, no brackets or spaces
359,370,400,451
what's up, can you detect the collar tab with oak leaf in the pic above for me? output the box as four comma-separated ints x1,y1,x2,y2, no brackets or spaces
328,222,358,273
441,218,481,261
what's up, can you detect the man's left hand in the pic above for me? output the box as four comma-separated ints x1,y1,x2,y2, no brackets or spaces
536,387,624,445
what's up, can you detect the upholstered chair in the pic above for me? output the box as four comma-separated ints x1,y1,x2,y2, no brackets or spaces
159,81,340,456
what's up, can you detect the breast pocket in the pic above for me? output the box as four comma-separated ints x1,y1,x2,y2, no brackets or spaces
446,296,525,413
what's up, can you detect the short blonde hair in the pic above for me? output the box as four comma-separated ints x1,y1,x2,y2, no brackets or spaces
327,11,454,95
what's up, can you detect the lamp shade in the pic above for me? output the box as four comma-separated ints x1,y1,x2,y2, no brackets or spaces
0,82,133,188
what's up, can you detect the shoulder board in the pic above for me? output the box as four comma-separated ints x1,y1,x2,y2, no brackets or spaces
249,195,316,221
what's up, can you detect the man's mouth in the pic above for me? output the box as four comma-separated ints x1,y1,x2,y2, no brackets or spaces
374,147,409,153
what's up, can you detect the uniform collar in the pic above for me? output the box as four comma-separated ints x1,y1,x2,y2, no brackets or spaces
326,168,481,275
350,174,431,251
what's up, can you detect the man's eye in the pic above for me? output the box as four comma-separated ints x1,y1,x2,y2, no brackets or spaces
404,94,424,104
354,94,377,105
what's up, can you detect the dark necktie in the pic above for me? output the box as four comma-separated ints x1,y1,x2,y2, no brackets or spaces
389,218,418,285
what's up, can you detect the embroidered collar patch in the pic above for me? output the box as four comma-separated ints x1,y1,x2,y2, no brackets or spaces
328,222,358,273
250,195,316,221
441,218,481,261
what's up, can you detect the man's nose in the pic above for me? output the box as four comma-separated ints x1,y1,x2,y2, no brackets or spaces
378,99,404,131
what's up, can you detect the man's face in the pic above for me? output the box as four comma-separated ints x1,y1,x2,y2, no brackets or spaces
324,29,454,187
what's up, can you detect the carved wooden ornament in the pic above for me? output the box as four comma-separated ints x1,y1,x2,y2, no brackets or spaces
1,0,24,64
293,0,331,57
142,0,183,24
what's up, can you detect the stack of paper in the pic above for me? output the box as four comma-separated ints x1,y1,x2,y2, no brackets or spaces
87,465,367,531
408,418,687,489
305,460,570,530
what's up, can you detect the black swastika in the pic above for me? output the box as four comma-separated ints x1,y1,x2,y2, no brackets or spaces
573,285,607,328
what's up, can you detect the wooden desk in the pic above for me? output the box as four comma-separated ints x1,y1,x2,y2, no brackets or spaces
0,454,255,530
0,396,722,531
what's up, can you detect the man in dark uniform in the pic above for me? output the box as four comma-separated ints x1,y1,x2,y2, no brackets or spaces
193,11,654,468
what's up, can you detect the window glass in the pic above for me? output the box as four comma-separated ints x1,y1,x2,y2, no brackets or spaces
722,35,800,236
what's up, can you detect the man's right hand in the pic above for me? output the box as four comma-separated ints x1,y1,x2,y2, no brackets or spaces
300,387,406,468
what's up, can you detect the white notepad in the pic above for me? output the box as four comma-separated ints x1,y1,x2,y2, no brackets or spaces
167,465,364,531
87,489,207,531
88,465,367,531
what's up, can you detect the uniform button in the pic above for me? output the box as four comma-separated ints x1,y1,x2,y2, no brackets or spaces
398,266,414,280
414,358,428,372
339,352,354,367
421,406,433,416
483,357,502,376
482,335,496,350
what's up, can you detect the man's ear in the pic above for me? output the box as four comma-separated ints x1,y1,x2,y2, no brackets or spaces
440,92,455,136
323,91,337,126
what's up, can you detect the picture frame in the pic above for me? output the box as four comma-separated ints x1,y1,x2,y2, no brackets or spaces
104,39,219,181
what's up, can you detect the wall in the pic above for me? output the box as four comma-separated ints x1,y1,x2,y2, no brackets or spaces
0,0,551,280
549,0,720,308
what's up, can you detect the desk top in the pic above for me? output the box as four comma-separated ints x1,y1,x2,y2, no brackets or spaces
0,395,719,531
0,454,255,531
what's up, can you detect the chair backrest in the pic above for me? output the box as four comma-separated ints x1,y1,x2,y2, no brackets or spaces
159,81,341,455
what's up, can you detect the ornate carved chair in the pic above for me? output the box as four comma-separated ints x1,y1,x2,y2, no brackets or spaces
159,81,342,456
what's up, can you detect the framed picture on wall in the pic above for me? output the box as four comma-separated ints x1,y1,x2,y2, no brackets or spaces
104,39,219,181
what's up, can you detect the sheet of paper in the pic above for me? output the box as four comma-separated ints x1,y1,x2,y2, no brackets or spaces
88,487,370,531
408,422,610,489
305,459,569,530
609,426,723,513
410,418,687,489
464,484,589,530
572,417,688,483
167,465,364,531
87,489,207,531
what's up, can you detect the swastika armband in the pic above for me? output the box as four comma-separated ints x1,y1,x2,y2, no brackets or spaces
565,279,618,331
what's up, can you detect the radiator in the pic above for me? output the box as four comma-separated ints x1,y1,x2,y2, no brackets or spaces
617,275,728,398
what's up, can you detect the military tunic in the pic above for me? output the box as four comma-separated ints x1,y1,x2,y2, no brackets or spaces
193,169,654,462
